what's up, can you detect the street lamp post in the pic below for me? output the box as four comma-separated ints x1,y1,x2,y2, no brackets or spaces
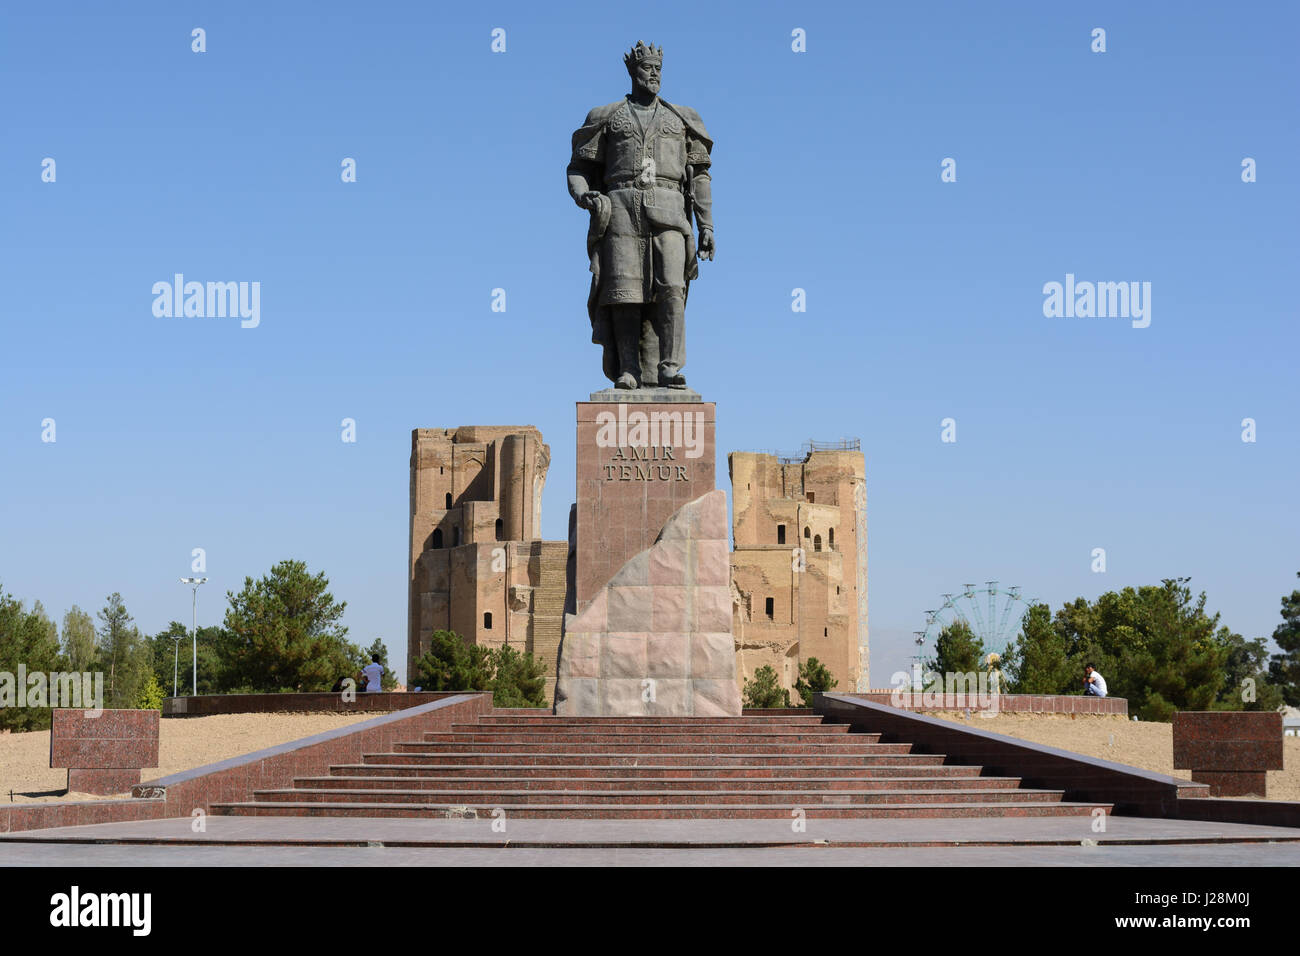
171,633,184,698
179,577,208,696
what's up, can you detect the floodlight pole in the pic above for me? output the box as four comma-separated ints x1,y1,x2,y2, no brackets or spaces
171,634,183,698
180,577,208,696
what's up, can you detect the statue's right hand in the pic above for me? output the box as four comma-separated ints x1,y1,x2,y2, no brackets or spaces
579,191,602,210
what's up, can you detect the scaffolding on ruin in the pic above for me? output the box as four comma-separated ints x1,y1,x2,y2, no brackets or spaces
744,438,861,464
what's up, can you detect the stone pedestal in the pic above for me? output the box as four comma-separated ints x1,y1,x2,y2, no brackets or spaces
50,709,159,796
1173,711,1283,798
575,391,715,613
555,490,741,716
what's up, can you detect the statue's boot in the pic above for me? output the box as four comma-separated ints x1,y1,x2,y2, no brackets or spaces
654,290,687,388
613,307,641,390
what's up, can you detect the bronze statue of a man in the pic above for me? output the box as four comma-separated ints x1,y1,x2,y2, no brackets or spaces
567,42,714,390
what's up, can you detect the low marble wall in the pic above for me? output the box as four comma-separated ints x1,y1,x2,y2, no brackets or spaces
847,691,1128,715
0,694,491,834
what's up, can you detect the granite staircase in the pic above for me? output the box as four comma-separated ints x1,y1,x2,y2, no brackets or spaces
210,713,1111,820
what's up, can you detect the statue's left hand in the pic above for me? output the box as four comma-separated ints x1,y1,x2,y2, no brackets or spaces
698,228,715,261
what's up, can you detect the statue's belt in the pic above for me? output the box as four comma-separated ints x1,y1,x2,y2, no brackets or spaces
605,176,684,191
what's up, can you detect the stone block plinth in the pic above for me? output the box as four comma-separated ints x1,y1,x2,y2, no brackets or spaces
575,394,715,612
1172,711,1283,798
50,709,160,795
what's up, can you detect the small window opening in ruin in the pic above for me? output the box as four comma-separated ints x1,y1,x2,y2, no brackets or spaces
807,492,815,503
484,612,492,630
828,528,834,549
804,527,810,539
432,529,443,549
765,597,774,619
813,535,822,552
445,492,452,509
777,524,786,545
495,518,504,540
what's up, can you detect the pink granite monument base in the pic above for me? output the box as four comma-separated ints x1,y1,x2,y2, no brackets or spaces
555,489,741,717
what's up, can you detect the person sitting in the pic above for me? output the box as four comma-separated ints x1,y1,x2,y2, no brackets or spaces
360,654,384,694
1083,663,1108,698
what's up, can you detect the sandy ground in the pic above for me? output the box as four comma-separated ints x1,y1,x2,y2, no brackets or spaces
930,712,1300,801
0,713,376,803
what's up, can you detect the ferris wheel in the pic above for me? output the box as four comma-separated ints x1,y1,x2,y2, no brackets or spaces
915,581,1036,664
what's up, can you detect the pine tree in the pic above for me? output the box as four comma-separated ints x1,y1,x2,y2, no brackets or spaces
0,586,64,730
925,620,985,677
1216,629,1284,711
1268,572,1300,707
97,593,148,708
223,560,361,692
491,645,548,707
793,657,836,706
742,664,790,708
1008,603,1074,694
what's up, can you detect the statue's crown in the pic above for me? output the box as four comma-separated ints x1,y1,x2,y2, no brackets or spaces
624,41,663,68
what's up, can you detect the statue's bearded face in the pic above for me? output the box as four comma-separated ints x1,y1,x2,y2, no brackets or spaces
631,59,661,95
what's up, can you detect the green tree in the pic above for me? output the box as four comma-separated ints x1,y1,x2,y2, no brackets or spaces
0,586,65,731
491,645,548,707
61,605,97,672
925,619,986,677
148,622,236,696
30,601,58,649
413,631,494,692
793,656,836,706
363,638,399,691
97,593,150,709
742,664,790,708
1267,573,1300,707
223,560,362,692
1008,603,1074,694
136,673,165,711
1111,580,1226,720
412,632,548,706
1050,579,1230,721
1215,629,1284,711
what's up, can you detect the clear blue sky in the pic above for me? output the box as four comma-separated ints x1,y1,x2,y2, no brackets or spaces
2,1,1296,686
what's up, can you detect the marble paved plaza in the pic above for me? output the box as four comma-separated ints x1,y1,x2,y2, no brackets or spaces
1,814,1297,866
